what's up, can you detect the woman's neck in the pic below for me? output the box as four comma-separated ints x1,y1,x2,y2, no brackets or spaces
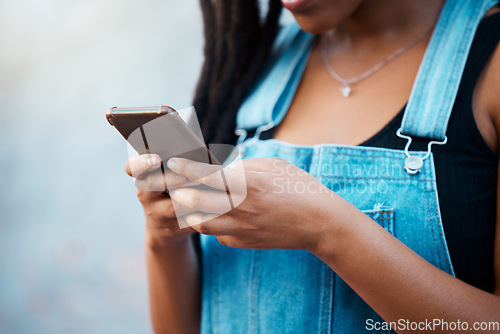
334,0,445,44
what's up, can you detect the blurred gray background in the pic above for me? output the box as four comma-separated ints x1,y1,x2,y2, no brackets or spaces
0,0,203,333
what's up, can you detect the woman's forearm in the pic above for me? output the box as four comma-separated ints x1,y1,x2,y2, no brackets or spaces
146,234,201,334
314,201,500,334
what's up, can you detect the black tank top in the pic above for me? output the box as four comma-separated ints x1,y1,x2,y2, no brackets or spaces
358,13,500,292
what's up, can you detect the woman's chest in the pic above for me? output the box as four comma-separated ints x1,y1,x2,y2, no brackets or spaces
272,41,426,146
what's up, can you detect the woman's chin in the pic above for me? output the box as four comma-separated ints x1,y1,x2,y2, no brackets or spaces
292,16,337,35
286,0,364,34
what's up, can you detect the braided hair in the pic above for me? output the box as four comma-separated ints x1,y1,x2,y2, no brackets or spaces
193,0,283,145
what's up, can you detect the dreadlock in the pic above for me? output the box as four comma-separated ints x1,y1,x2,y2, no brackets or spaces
193,0,283,145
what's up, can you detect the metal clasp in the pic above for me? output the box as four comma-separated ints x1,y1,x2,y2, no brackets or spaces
234,122,275,156
234,128,248,145
235,122,275,145
396,128,448,175
253,122,275,140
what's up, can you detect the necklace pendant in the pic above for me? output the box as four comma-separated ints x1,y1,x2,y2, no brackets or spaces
340,86,351,98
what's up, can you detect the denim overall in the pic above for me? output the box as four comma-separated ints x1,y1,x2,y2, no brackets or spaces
200,0,498,333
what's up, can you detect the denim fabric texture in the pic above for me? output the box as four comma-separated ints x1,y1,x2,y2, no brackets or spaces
200,0,497,333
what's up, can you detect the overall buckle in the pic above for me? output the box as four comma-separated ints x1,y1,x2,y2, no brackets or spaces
396,128,448,175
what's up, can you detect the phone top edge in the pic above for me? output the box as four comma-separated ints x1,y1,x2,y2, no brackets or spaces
109,106,176,114
106,106,176,126
106,106,118,125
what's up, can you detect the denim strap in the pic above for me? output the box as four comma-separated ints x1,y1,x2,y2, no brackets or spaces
235,23,314,131
400,0,498,140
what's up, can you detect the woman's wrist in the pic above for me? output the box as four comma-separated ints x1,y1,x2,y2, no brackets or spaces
145,229,195,252
309,198,365,261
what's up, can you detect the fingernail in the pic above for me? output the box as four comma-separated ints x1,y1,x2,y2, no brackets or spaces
146,155,161,167
167,158,176,170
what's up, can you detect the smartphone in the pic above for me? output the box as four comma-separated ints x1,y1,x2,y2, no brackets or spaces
107,105,234,210
106,106,219,165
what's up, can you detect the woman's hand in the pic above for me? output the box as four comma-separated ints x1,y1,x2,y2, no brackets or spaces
125,154,199,248
166,157,347,253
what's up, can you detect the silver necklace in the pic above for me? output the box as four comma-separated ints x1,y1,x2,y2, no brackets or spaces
321,29,431,98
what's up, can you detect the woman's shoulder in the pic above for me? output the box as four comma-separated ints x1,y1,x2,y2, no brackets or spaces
476,11,500,154
485,41,500,153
